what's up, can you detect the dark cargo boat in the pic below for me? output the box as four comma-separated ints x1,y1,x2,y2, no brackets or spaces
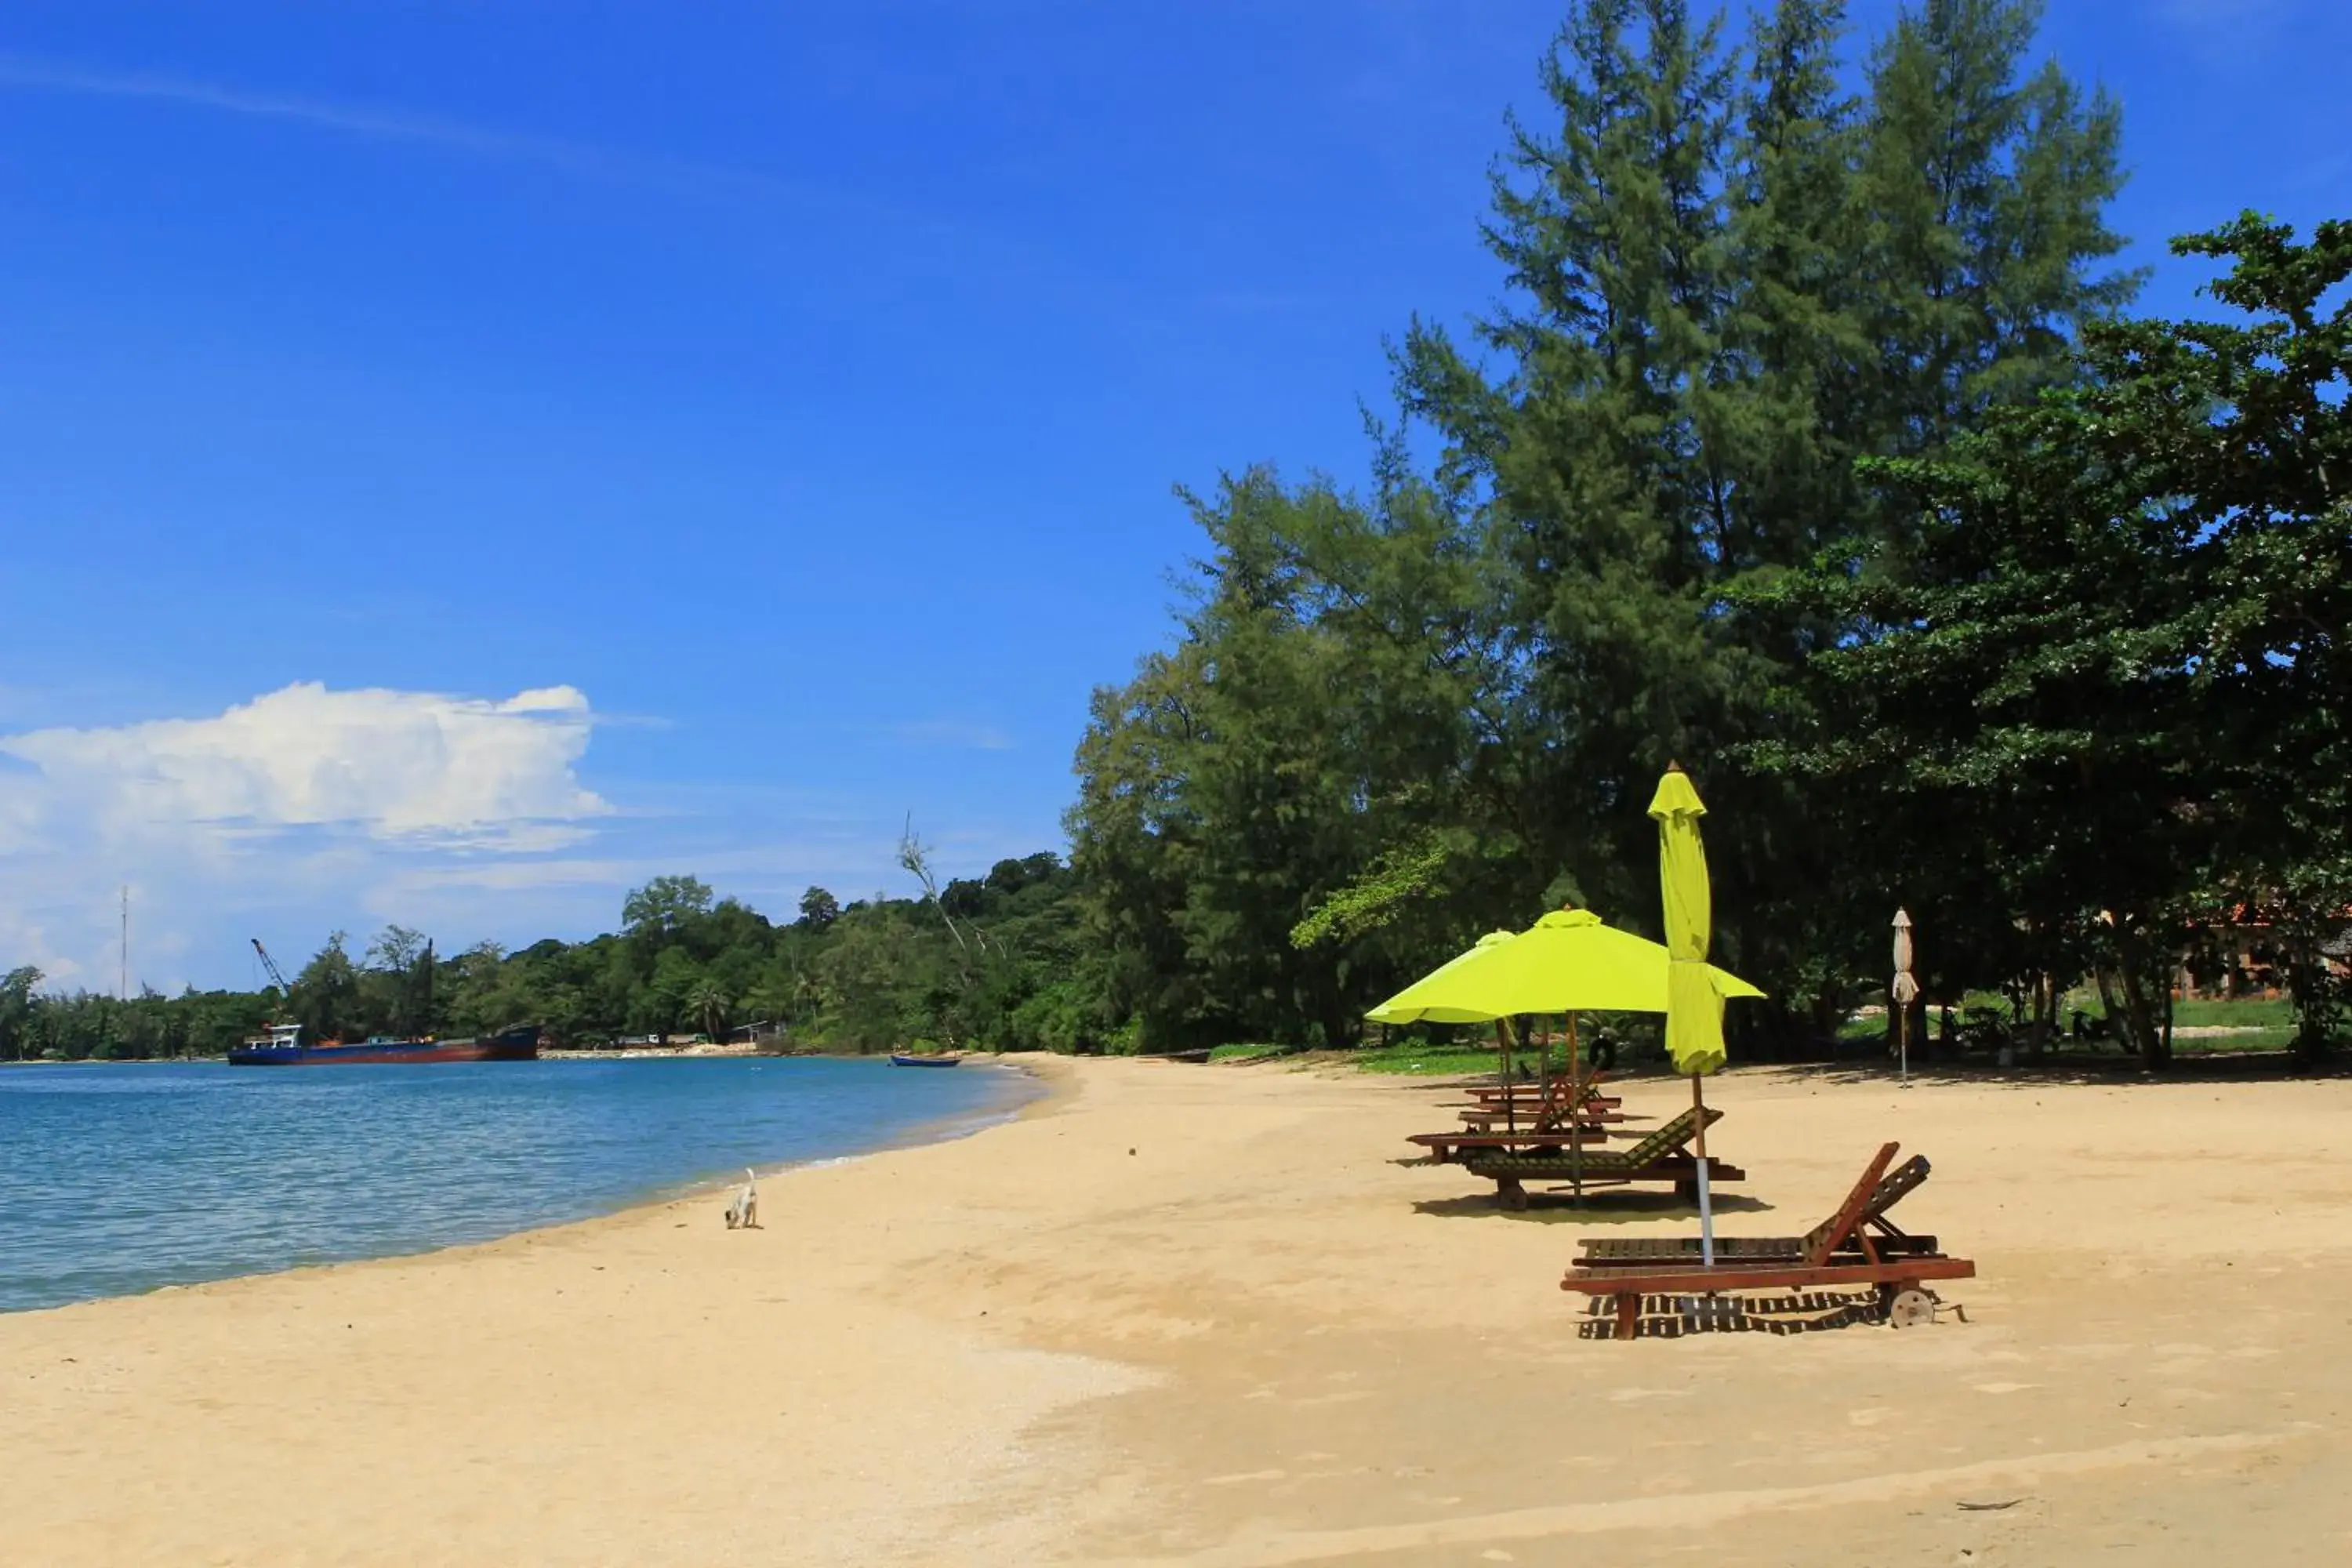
228,1022,541,1065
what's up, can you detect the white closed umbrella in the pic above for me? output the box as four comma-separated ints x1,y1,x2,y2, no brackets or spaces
1892,908,1918,1086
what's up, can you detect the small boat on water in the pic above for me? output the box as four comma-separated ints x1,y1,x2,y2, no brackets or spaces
889,1052,963,1068
228,1022,542,1066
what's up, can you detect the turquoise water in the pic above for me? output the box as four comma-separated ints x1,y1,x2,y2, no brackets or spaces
0,1057,1029,1315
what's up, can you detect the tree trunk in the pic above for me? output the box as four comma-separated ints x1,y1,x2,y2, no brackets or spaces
2111,927,2170,1070
2284,935,2344,1059
1810,988,1844,1053
2093,964,2125,1047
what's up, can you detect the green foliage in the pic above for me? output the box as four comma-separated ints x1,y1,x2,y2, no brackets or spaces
0,966,39,1061
622,875,714,939
1073,0,2142,1057
1069,459,1508,1051
1749,212,2351,1062
291,933,361,1042
3,858,1095,1061
1290,832,1461,950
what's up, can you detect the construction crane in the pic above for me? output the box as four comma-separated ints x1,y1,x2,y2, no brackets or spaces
250,938,292,995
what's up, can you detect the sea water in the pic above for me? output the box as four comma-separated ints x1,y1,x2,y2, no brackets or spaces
0,1056,1029,1315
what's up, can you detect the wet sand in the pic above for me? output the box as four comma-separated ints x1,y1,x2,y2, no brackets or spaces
4,1054,2349,1565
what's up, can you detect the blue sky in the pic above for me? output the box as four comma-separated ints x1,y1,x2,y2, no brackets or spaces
2,1,2344,992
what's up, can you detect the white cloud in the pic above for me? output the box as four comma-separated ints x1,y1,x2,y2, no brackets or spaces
0,681,605,849
0,683,1054,993
0,683,610,990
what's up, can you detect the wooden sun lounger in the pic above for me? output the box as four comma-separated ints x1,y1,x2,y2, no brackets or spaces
1576,1146,1936,1267
1451,1068,1622,1133
1461,1069,1613,1099
1445,1105,1742,1208
1562,1142,1975,1338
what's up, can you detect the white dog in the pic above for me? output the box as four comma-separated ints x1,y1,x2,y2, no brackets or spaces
724,1167,760,1230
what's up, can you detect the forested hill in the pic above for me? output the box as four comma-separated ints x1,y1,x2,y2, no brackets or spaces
0,856,1090,1061
8,0,2347,1066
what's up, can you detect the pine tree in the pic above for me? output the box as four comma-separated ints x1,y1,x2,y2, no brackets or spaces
1856,0,2137,456
1396,0,1741,932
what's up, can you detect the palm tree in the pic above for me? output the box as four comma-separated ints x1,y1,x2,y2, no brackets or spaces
688,980,730,1044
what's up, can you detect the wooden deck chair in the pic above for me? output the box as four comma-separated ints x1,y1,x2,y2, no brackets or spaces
1576,1142,1939,1269
1561,1142,1975,1338
1452,1105,1744,1208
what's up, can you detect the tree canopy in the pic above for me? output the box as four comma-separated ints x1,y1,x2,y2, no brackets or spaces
1068,0,2196,1054
2,860,1093,1062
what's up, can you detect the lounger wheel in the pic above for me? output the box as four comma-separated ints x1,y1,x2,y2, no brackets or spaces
1496,1181,1530,1211
1886,1287,1936,1328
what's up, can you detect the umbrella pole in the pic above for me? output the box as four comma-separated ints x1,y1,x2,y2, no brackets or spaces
1568,1011,1583,1201
1497,1019,1515,1134
1691,1074,1716,1267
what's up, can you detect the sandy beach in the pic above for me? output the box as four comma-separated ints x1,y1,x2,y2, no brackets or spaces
5,1055,2350,1566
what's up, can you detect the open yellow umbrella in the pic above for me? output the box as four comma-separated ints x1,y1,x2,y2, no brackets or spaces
1364,931,1520,1025
1365,910,1762,1025
1367,931,1525,1119
1366,908,1763,1170
1650,763,1723,1265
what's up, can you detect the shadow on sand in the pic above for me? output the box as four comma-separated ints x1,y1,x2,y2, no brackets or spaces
1409,1189,1777,1225
1573,1287,1895,1338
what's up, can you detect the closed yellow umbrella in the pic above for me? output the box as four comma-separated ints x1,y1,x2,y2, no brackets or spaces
1650,763,1724,1264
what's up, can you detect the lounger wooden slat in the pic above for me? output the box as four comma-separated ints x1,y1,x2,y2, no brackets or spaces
1458,1091,1628,1105
1568,1257,1976,1295
1457,1109,1627,1128
1406,1130,1617,1154
1573,1233,1942,1266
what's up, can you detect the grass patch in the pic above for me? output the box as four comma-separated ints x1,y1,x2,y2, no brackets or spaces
2164,995,2295,1029
2174,1028,2296,1053
1348,1043,1511,1076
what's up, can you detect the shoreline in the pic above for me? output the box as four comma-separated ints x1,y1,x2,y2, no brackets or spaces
2,1053,1054,1321
5,1057,2349,1564
608,1053,1060,1210
4,1046,1042,1065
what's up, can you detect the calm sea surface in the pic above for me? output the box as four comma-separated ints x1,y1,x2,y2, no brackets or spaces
0,1057,1029,1315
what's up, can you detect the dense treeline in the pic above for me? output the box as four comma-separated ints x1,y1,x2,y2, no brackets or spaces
0,855,1091,1061
7,2,2345,1069
1067,0,2349,1064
